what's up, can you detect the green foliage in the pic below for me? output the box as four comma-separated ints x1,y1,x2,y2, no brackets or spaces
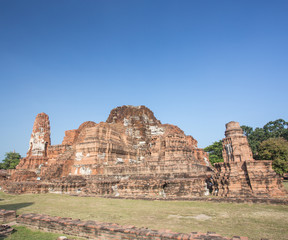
241,120,288,174
263,119,288,139
258,138,288,176
241,119,288,159
204,140,223,165
241,125,253,138
0,152,21,169
246,127,267,158
2,225,79,240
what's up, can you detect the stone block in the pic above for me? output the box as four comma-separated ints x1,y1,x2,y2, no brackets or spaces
0,209,16,224
16,212,241,239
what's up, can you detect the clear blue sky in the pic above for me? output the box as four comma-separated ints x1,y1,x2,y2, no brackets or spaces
0,0,287,160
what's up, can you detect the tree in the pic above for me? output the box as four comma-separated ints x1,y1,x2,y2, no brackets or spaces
0,152,21,169
241,125,259,156
248,127,268,159
241,125,253,138
204,140,224,166
241,119,288,159
257,138,288,176
282,130,288,141
263,119,288,139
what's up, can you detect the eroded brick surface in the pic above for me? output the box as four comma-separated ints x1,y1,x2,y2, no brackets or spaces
213,121,286,198
1,107,286,200
16,212,240,240
3,106,213,197
0,209,16,224
0,224,14,237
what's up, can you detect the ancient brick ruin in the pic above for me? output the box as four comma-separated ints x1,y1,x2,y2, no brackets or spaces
1,106,286,199
212,121,286,198
16,212,246,240
0,209,16,224
3,105,213,197
0,209,248,240
0,209,16,237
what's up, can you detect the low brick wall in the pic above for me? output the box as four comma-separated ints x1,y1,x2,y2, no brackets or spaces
0,224,14,237
99,195,288,205
16,213,247,240
0,209,16,224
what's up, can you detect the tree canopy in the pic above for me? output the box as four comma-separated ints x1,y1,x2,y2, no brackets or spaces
241,119,288,159
0,152,21,169
204,140,223,166
257,138,288,175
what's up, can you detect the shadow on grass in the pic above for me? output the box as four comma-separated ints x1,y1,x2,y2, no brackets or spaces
0,202,34,211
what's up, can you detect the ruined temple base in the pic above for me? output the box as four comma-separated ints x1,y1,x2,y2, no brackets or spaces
101,195,288,205
213,160,286,198
2,172,211,198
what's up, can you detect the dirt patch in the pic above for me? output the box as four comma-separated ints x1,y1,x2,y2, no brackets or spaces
168,214,212,221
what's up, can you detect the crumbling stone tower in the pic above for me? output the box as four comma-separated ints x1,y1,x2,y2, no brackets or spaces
213,121,286,197
11,113,51,181
222,121,253,162
27,113,51,158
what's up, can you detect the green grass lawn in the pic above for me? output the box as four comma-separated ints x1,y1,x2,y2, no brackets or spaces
0,192,287,240
283,180,288,191
1,225,79,240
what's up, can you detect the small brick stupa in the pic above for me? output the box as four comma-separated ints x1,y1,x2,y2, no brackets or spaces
213,121,286,197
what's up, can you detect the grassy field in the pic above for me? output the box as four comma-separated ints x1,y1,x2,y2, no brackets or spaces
283,180,288,191
1,225,81,240
0,192,287,240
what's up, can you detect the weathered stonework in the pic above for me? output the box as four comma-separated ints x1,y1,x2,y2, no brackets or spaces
0,209,16,224
11,113,51,182
213,121,286,198
16,212,247,240
1,107,286,199
222,122,253,163
0,224,14,237
4,106,212,197
27,112,51,158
